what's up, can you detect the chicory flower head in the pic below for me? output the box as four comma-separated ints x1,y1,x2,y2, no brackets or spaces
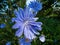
12,7,42,39
6,42,11,45
0,23,6,28
28,1,42,12
19,38,32,45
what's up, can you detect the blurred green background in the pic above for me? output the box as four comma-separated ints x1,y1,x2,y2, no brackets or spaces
0,0,60,45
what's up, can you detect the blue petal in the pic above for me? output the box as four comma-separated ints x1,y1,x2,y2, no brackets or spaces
14,9,24,21
12,18,16,22
15,28,23,37
30,22,42,31
30,26,40,35
24,26,36,39
18,8,24,19
12,23,21,29
30,22,42,26
28,17,38,21
31,24,42,31
24,7,35,18
15,18,23,22
24,7,30,17
14,10,19,17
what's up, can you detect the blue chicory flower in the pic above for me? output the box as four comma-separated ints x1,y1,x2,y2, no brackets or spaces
0,23,6,28
28,1,42,12
19,38,31,45
12,7,42,39
6,42,11,45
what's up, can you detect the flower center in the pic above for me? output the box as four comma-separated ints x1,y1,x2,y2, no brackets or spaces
24,21,29,26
